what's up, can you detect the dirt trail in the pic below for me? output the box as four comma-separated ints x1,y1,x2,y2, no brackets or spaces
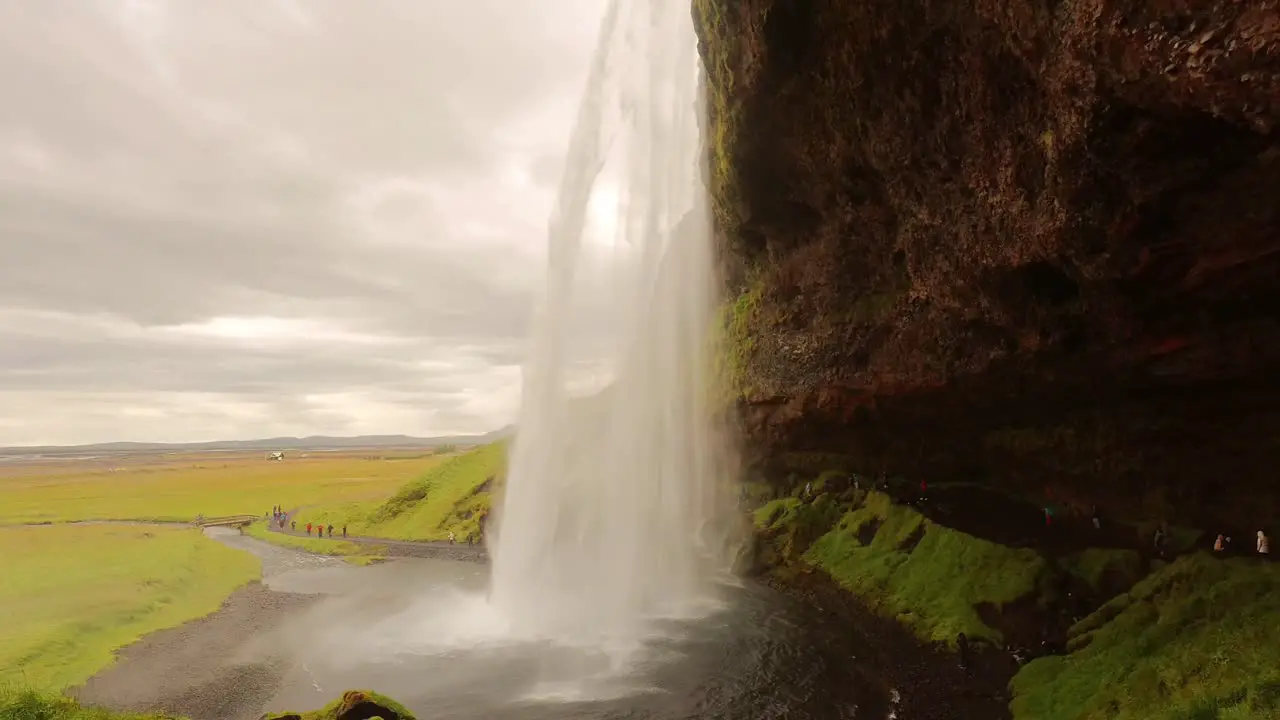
267,509,489,563
877,479,1190,560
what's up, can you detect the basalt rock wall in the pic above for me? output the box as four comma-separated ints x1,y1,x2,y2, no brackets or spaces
694,0,1280,529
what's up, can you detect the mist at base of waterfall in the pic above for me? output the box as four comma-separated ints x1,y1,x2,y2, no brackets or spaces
487,0,744,651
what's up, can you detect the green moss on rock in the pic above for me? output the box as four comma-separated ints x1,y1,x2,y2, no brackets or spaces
714,278,764,400
263,690,414,720
1061,548,1144,594
692,0,743,242
801,492,1049,646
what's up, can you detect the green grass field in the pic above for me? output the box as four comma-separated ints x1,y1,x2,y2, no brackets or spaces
0,451,447,525
0,524,260,692
1012,553,1280,719
242,522,386,565
295,443,504,542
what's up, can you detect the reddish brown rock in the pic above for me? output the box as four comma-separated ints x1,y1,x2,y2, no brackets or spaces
696,0,1280,528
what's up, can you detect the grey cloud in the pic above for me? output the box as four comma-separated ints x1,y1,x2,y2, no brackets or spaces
0,0,612,444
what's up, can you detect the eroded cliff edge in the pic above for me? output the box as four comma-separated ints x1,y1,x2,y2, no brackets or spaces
694,0,1280,529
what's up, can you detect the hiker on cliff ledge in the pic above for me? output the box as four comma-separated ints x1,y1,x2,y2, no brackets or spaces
956,633,971,671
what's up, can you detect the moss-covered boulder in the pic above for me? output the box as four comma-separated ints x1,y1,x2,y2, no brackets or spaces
262,690,414,720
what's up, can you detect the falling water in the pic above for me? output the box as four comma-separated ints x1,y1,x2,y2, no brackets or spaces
490,0,742,648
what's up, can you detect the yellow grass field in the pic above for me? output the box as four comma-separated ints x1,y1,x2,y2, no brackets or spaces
0,523,261,692
0,450,448,524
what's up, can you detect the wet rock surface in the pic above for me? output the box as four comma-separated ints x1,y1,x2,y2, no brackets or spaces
695,0,1280,529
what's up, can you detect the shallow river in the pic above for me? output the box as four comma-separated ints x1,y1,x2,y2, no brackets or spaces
176,530,902,719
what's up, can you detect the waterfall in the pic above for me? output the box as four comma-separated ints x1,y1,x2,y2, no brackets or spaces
489,0,741,648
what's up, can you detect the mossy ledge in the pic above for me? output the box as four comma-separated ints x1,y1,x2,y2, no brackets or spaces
754,488,1054,648
0,688,415,720
749,476,1280,718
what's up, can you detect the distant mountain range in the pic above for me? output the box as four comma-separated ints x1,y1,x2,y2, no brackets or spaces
0,426,515,457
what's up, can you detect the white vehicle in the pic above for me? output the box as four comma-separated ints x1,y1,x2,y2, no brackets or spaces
268,451,284,461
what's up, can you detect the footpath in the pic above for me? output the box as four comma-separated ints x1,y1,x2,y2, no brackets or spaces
873,478,1206,560
265,510,489,564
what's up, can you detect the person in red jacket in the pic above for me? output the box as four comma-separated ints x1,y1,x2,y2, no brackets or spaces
305,522,312,536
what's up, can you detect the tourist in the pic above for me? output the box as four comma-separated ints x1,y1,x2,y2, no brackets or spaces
804,481,812,498
919,480,927,502
1090,505,1101,531
1214,534,1226,552
291,520,296,532
1153,525,1167,557
327,524,334,537
1258,530,1270,555
306,522,312,536
342,525,348,538
448,531,456,545
956,632,971,671
1043,505,1053,527
1011,646,1028,666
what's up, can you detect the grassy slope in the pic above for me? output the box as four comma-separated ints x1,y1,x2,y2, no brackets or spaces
0,689,171,720
0,524,260,691
242,522,386,566
0,688,416,720
295,443,504,542
789,491,1048,645
1012,554,1280,720
0,454,444,524
1060,547,1144,592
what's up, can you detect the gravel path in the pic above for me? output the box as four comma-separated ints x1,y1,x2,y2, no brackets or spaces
71,528,349,720
73,583,318,720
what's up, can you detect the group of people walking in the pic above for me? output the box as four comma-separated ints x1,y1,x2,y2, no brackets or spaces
267,505,347,539
304,521,346,538
1213,530,1269,555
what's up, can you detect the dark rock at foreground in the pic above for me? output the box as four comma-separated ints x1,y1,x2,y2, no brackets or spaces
694,0,1280,529
262,690,413,720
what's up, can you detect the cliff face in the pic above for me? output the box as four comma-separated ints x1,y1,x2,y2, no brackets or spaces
694,0,1280,528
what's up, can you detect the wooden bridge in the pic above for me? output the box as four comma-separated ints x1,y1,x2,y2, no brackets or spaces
192,514,261,528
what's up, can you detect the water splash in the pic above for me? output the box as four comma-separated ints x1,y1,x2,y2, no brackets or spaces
490,0,742,649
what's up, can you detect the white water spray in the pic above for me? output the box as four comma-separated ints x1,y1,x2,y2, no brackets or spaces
490,0,741,647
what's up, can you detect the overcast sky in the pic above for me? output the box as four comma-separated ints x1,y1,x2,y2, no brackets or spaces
0,0,616,447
